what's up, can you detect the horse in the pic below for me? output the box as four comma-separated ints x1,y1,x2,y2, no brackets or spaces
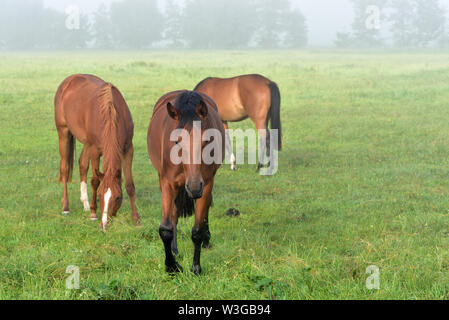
147,90,225,275
194,74,282,171
54,74,140,232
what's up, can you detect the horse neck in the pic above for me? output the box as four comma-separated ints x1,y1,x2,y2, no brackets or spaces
100,84,122,181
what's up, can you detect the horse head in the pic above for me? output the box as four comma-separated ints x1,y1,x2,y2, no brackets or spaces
167,91,211,199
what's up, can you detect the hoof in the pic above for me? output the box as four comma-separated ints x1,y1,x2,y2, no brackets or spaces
202,242,212,249
133,219,141,227
166,262,183,274
191,265,202,276
231,166,237,171
90,211,98,221
61,211,70,216
82,202,90,212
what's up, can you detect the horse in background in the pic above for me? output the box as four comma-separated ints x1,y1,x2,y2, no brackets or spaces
54,74,140,232
195,74,282,171
147,90,225,275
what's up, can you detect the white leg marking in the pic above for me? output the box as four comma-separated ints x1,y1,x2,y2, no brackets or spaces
102,188,111,232
80,182,90,211
230,153,236,170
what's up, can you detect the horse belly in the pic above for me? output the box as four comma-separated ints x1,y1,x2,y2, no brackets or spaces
65,113,89,144
218,100,247,122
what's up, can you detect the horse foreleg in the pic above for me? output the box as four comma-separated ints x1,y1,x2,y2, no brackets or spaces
202,214,212,249
79,145,90,212
89,151,101,221
191,182,213,275
122,144,140,226
171,212,179,256
160,182,182,273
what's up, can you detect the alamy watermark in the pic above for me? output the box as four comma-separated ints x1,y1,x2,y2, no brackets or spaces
366,5,381,30
169,121,279,175
365,265,380,290
66,265,80,290
65,6,80,30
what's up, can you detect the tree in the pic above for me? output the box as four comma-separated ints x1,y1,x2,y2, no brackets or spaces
389,0,446,48
0,0,91,50
110,0,163,49
253,0,290,48
58,12,91,49
91,3,114,49
334,32,352,48
412,0,446,47
349,0,388,48
182,0,257,49
163,0,185,48
388,0,415,47
0,0,46,49
283,8,308,48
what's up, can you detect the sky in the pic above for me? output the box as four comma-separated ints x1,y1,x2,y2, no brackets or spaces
42,0,449,46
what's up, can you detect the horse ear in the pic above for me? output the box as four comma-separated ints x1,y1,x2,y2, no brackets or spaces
196,101,208,119
95,169,105,181
167,102,180,120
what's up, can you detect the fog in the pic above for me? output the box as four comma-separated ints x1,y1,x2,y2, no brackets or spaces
41,0,355,46
1,0,449,49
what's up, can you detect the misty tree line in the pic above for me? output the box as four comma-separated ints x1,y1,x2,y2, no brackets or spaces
0,0,307,50
336,0,449,48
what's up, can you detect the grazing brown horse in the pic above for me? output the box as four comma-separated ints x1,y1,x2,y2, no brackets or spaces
194,74,282,171
148,90,225,275
54,74,140,231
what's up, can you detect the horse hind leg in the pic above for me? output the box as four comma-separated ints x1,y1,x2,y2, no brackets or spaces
79,145,90,212
57,127,75,215
223,122,236,171
257,127,268,172
265,117,272,167
122,144,141,226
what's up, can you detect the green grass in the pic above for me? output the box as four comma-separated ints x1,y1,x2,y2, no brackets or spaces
1,50,449,300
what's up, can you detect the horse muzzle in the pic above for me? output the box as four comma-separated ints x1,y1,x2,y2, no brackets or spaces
185,181,204,199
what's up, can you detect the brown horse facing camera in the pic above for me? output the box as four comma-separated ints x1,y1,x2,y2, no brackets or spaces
54,74,140,232
194,74,282,171
148,91,225,275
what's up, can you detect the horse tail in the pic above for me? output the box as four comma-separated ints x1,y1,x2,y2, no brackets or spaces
268,81,282,151
175,186,195,218
60,132,75,183
99,83,121,175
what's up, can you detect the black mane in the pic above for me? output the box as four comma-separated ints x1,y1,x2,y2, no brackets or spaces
174,91,203,130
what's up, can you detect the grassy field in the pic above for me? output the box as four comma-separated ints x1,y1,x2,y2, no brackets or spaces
1,50,449,300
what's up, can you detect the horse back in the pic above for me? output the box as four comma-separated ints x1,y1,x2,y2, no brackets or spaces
55,74,133,150
195,74,271,122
